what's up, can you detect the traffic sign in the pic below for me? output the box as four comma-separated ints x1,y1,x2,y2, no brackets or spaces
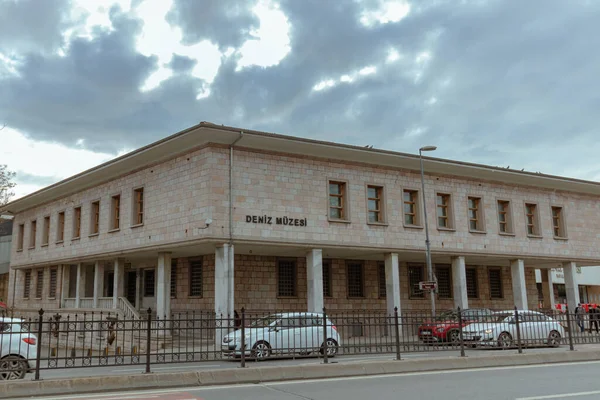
419,281,437,291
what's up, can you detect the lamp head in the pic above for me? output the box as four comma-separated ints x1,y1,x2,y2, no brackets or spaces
419,146,437,152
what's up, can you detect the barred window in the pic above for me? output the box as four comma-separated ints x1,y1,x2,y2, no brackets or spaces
49,268,58,298
278,260,297,297
322,260,332,297
488,268,503,299
408,264,424,298
347,262,364,298
378,262,386,298
189,260,203,297
466,267,479,299
170,259,177,299
23,270,31,299
143,269,155,297
36,270,44,299
435,265,452,299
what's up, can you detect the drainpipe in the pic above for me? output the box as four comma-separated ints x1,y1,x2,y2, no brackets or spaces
229,132,244,244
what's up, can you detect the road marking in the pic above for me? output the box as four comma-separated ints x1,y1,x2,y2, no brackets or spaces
516,391,600,399
17,360,600,400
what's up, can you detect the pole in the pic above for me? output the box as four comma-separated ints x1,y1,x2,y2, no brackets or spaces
34,309,44,381
145,308,152,374
394,307,401,361
240,308,246,368
514,307,523,354
458,307,465,357
322,307,328,364
419,149,435,317
565,306,574,351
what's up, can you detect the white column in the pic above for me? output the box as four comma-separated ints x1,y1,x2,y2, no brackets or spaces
60,265,69,308
215,244,234,317
306,249,323,312
93,261,104,308
563,262,580,309
165,258,172,318
511,259,528,310
113,259,124,309
156,252,171,318
385,253,401,316
75,263,83,308
546,269,555,310
451,256,468,310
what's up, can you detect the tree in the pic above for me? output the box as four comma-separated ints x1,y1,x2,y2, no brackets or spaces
0,165,16,206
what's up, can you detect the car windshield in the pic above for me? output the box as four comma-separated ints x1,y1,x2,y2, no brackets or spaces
435,311,456,321
250,315,280,327
493,314,513,323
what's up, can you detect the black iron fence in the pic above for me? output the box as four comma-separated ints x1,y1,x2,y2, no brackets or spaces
1,306,599,380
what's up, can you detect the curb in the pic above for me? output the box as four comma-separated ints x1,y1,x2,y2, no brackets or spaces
4,350,600,398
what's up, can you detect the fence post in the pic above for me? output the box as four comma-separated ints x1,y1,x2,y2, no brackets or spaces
514,307,523,354
240,308,246,368
457,307,465,357
34,308,44,381
322,307,328,364
394,307,401,361
144,308,152,374
565,306,574,351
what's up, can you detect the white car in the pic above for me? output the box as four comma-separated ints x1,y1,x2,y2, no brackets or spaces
222,312,341,360
462,310,564,348
0,317,38,380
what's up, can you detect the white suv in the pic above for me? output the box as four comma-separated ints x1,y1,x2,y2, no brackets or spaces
0,317,38,380
222,312,341,360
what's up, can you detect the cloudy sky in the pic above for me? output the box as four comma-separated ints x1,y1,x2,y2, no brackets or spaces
2,0,600,199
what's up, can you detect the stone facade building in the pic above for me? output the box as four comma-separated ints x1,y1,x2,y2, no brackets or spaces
1,122,598,321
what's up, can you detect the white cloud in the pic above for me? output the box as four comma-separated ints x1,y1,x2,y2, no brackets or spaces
1,128,128,199
360,0,411,27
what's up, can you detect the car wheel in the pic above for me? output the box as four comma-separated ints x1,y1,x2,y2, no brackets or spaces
448,330,460,345
320,338,339,357
497,332,513,349
547,330,562,347
251,341,271,360
0,356,27,380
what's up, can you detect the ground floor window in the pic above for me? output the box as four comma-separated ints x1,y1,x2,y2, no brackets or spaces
170,259,177,299
143,269,155,297
408,264,424,298
189,260,203,297
277,259,297,297
378,262,386,298
466,267,478,299
347,262,365,298
322,260,332,298
435,265,452,299
488,268,503,299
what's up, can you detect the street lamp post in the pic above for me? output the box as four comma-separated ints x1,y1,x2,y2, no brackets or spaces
419,146,437,317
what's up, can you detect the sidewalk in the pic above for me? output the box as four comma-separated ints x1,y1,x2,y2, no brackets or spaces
4,344,600,399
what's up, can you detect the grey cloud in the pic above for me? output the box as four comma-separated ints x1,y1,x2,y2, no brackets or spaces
0,0,75,54
3,0,600,183
168,54,197,73
166,0,260,49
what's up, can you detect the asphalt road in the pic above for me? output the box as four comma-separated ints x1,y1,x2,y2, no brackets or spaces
31,344,587,380
17,360,600,400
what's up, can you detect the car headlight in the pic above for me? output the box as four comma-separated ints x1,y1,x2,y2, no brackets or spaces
483,329,493,334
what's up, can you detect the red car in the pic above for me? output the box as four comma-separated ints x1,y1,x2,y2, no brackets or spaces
418,309,493,344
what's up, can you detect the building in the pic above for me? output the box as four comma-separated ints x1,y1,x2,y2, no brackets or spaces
1,122,598,321
0,218,12,302
536,267,600,307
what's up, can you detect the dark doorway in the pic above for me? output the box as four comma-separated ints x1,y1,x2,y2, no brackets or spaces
126,271,137,305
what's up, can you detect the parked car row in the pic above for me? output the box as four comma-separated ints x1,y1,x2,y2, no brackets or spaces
418,309,565,348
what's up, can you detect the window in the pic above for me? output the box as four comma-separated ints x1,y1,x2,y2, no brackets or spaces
35,270,44,299
133,188,144,225
189,260,203,297
73,207,82,239
322,260,332,298
90,201,100,235
435,265,452,299
57,212,65,242
111,195,121,230
42,216,50,246
17,224,24,251
277,260,297,297
436,193,453,229
403,190,420,226
143,269,155,297
497,200,513,234
23,270,31,299
347,262,364,298
367,185,384,223
170,259,177,299
488,268,503,299
106,272,114,297
467,196,484,232
378,262,386,298
49,268,57,298
29,220,37,248
328,181,347,220
408,264,424,298
466,267,479,299
525,203,540,236
552,206,566,238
